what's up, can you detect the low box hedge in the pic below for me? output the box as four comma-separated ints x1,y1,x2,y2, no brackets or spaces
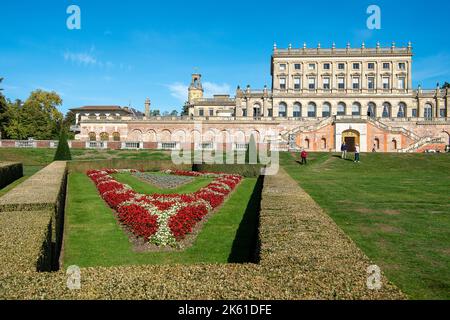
68,159,192,173
192,163,264,177
0,162,23,189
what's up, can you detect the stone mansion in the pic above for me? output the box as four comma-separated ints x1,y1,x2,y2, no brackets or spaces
71,42,450,153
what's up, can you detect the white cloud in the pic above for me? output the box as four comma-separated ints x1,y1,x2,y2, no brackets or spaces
63,52,97,66
168,82,188,102
167,81,231,103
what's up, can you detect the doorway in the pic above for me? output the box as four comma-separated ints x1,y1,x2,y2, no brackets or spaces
342,129,360,152
345,137,356,152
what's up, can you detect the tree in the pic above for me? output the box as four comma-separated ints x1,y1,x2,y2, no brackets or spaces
63,110,76,139
442,82,450,89
170,110,178,116
150,109,160,116
3,90,63,140
0,78,7,138
53,129,72,161
245,134,258,164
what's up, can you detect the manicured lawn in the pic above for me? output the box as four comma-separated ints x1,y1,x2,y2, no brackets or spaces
63,172,260,267
281,152,450,299
113,172,213,194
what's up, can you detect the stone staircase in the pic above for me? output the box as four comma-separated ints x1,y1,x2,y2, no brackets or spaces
398,137,445,153
366,117,420,141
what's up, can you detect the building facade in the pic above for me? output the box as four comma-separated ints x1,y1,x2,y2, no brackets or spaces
72,42,450,153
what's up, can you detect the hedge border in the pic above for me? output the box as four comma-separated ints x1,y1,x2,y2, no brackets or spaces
0,162,23,189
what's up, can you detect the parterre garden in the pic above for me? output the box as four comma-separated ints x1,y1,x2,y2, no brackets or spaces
0,148,448,299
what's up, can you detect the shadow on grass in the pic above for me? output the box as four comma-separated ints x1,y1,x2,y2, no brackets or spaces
227,175,264,263
332,154,355,162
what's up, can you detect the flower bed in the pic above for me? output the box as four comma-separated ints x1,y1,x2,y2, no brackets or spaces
131,171,195,189
87,169,242,247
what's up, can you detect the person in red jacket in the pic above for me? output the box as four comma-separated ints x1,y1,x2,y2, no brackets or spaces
300,149,308,165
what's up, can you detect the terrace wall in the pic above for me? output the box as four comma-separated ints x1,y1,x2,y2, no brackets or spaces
0,162,23,189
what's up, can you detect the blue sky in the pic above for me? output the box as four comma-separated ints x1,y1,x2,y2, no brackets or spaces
1,0,450,115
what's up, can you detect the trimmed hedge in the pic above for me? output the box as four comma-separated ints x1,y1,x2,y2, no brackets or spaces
68,159,192,173
0,161,67,270
0,210,53,275
192,164,264,178
0,162,23,189
0,166,405,299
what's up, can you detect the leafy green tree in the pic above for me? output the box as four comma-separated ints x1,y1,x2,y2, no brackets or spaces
53,129,72,161
0,78,7,138
170,110,178,116
442,82,450,89
150,109,160,116
63,110,76,139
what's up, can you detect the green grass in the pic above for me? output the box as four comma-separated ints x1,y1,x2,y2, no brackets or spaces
281,152,450,300
63,173,260,267
112,172,213,194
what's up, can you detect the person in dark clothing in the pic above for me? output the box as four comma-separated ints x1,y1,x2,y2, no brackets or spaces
341,142,348,159
301,149,308,165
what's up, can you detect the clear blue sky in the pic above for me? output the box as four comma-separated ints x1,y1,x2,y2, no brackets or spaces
1,0,449,115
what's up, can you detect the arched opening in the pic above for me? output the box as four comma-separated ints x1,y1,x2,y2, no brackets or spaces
382,102,391,118
88,132,96,141
424,103,433,120
367,102,376,118
342,129,360,152
397,102,407,118
322,102,331,117
113,132,121,142
278,102,287,117
374,138,380,151
100,132,109,141
392,139,397,150
253,103,261,119
352,102,361,116
307,102,316,117
305,138,310,149
321,138,327,149
293,102,301,118
337,102,346,116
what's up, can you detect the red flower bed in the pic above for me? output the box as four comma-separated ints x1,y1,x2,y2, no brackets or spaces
87,169,242,246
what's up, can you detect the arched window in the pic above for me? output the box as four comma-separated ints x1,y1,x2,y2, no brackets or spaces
382,102,391,118
307,102,316,117
337,102,346,116
100,132,109,141
278,102,287,117
322,102,331,117
352,102,361,116
367,102,376,117
392,139,397,150
88,132,96,141
293,102,301,118
113,132,121,142
397,102,407,118
253,103,261,118
424,103,433,119
321,138,327,149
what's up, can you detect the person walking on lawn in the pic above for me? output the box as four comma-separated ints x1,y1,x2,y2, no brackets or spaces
301,149,308,165
341,142,348,159
354,144,361,163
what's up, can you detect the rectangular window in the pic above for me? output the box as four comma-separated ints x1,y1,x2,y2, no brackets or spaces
209,109,214,116
368,77,375,90
323,63,330,70
338,77,345,90
294,77,301,90
338,63,345,70
242,109,247,117
323,77,330,90
383,77,390,89
308,77,316,90
383,62,390,70
268,109,273,117
352,77,360,90
440,109,446,118
353,63,360,70
279,64,286,71
308,63,315,70
399,62,406,70
412,108,417,117
294,63,301,70
279,77,286,90
368,62,375,70
199,109,204,116
398,77,406,89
